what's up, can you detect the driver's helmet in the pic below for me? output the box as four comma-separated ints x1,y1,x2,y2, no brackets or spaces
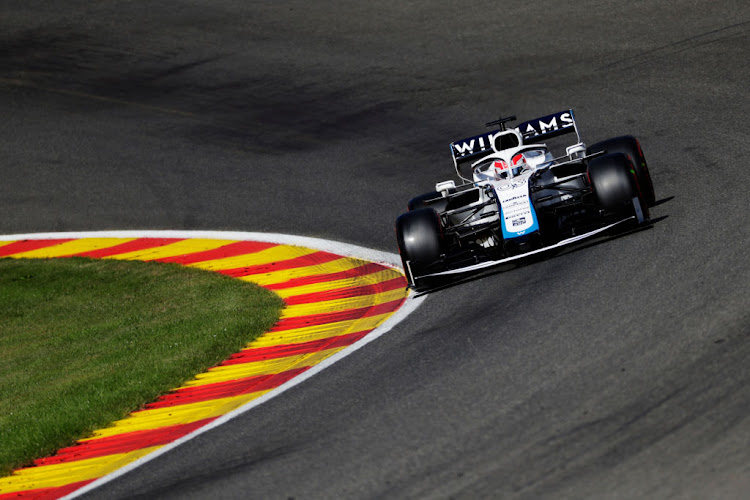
510,153,528,175
493,153,528,179
492,160,510,179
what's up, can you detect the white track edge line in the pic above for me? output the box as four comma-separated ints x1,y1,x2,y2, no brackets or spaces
0,231,423,499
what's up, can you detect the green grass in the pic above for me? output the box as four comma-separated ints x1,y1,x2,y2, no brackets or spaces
0,257,283,477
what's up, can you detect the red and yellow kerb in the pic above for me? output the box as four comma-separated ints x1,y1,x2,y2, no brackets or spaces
0,236,408,499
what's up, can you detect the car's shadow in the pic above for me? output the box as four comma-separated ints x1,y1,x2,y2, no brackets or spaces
651,196,675,207
411,196,674,297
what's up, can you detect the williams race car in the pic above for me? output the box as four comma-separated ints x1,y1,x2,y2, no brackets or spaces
395,109,655,290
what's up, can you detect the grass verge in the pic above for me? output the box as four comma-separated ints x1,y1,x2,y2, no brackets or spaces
0,257,283,477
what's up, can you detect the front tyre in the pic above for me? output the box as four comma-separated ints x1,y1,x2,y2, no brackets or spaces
588,153,649,224
587,135,655,206
395,208,443,285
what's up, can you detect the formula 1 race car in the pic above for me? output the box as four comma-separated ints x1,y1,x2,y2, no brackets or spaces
395,109,655,290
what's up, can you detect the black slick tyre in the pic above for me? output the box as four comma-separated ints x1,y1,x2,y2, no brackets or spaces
587,135,655,206
395,208,443,284
588,153,640,215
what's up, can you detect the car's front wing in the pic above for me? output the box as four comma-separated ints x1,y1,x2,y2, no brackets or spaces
420,216,636,279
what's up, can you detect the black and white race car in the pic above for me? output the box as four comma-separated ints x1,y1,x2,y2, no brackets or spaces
395,109,655,290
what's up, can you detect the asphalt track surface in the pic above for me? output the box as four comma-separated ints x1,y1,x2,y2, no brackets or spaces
1,1,749,499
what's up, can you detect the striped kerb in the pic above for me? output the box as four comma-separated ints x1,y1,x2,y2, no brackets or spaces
0,237,408,499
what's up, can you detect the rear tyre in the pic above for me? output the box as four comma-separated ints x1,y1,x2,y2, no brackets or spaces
588,153,648,223
395,208,443,285
587,135,655,206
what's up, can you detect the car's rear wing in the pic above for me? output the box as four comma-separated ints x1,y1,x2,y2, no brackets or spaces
449,109,582,179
